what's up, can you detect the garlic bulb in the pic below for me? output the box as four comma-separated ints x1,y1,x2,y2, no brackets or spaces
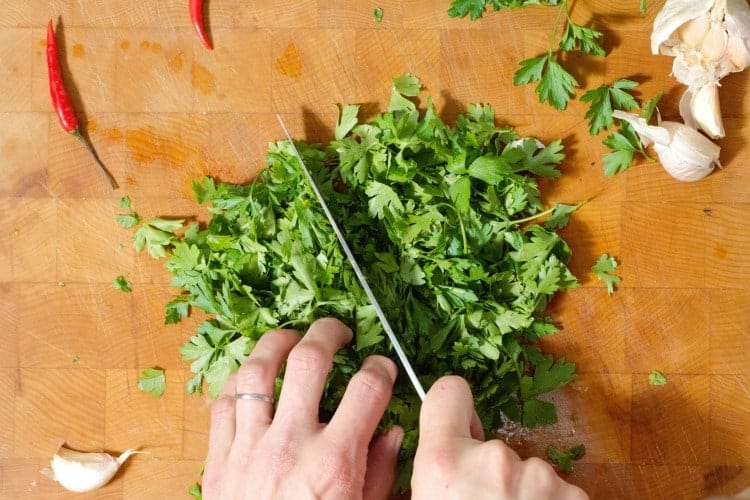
679,82,726,138
613,111,721,182
44,445,144,493
652,0,750,87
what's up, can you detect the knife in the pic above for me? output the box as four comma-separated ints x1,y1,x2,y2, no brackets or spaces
276,114,427,401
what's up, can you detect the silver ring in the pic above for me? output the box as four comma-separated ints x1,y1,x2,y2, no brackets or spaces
235,392,274,404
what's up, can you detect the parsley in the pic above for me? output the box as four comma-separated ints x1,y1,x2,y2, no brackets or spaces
591,253,620,295
599,90,663,175
373,7,384,22
547,444,585,472
448,0,561,20
581,80,639,135
125,76,580,492
188,482,202,499
559,20,604,56
112,275,133,293
116,196,183,257
137,368,166,397
648,370,667,386
514,53,578,111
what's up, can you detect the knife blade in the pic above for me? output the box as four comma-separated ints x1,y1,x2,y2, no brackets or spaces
276,114,426,401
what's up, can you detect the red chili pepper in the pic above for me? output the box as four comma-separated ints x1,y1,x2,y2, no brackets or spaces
190,0,213,50
46,20,117,189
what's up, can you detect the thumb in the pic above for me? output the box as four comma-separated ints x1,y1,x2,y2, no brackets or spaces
363,426,403,500
419,376,476,443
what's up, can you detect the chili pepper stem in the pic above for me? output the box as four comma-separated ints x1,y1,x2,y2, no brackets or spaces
71,129,118,189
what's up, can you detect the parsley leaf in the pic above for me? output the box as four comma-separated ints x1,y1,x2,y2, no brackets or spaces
559,21,605,56
188,482,202,499
641,91,664,122
373,7,384,22
547,444,586,472
581,79,639,135
602,121,646,176
592,253,621,295
138,368,166,397
515,54,579,110
112,275,133,293
544,203,581,230
649,370,667,386
448,0,560,19
133,218,184,259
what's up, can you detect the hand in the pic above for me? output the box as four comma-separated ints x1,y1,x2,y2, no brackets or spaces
412,376,589,500
202,318,403,500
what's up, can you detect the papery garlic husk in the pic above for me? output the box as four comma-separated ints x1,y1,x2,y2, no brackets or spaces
679,82,726,138
45,444,144,493
613,111,721,182
652,0,750,86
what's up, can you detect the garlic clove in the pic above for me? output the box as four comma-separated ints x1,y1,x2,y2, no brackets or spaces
678,12,712,48
658,121,722,181
612,111,670,147
47,445,145,493
699,20,730,61
652,0,714,54
680,83,726,138
724,0,750,69
613,111,721,182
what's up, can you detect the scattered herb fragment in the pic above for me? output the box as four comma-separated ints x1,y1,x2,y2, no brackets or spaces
601,91,663,176
57,281,66,287
126,75,580,492
602,121,649,176
648,370,667,386
547,443,585,472
581,79,639,135
448,0,561,21
592,253,621,295
188,482,202,499
112,275,133,293
138,368,166,397
513,53,579,111
72,354,80,363
374,7,384,22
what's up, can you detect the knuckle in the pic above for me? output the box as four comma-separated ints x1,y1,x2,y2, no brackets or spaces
236,357,275,386
481,440,516,468
287,341,330,374
210,396,235,421
428,444,459,472
349,368,393,400
523,457,557,490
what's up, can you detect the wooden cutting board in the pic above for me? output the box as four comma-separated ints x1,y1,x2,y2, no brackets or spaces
1,1,748,498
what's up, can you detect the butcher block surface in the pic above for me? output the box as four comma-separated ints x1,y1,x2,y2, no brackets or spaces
1,1,749,498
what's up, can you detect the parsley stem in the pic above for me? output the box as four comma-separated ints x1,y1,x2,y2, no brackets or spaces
508,207,556,227
548,0,569,55
435,202,469,255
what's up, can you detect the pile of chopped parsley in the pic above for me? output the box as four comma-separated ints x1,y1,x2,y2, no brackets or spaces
122,74,581,489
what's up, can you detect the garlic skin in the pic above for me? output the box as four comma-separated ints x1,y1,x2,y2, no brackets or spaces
652,0,750,87
613,111,721,182
46,445,143,493
679,82,726,138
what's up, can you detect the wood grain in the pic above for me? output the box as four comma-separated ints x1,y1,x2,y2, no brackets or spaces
1,1,748,498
